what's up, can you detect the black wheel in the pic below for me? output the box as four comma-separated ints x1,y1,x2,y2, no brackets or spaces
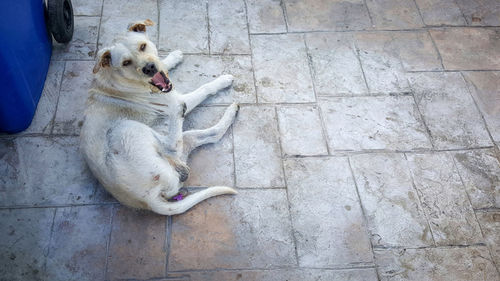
47,0,74,43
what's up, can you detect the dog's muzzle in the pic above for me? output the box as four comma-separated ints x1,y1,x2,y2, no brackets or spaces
150,71,173,93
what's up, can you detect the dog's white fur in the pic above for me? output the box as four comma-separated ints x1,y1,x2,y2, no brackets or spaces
80,20,238,215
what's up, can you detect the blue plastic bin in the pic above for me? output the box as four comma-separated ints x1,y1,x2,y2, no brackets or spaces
0,0,52,133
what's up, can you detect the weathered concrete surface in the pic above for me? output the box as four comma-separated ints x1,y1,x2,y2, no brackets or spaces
375,246,498,281
2,0,500,280
284,157,373,267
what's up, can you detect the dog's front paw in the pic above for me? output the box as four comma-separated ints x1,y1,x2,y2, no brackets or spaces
216,74,234,89
170,50,183,63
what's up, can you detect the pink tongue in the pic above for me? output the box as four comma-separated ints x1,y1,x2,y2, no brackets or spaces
152,72,167,89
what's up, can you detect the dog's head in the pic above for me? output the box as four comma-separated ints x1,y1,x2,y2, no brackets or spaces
92,19,172,93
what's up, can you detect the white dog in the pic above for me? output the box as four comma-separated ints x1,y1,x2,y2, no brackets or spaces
80,19,238,215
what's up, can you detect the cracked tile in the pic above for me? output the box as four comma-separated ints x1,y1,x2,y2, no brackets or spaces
366,0,424,29
233,106,284,188
53,61,94,135
168,55,256,104
452,149,500,209
183,107,234,187
106,206,166,280
350,153,433,247
246,0,287,33
318,96,431,151
276,105,328,156
208,0,250,54
251,34,315,103
168,189,296,270
284,157,372,267
306,33,368,96
52,16,100,60
409,72,492,149
284,0,372,32
159,0,208,54
430,28,500,70
0,208,54,281
476,211,500,271
462,71,500,142
375,246,498,281
45,205,112,281
406,153,483,245
414,0,466,26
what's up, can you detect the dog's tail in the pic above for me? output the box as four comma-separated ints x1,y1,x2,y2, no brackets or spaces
148,186,237,215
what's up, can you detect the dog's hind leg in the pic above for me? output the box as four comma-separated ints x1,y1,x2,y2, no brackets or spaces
161,50,183,70
179,75,234,114
181,103,239,161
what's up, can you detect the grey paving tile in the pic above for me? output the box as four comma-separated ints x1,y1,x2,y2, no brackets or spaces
350,153,433,247
276,105,328,156
233,106,284,188
306,33,368,96
22,61,64,134
208,0,250,54
284,157,372,267
53,61,94,135
159,0,208,54
414,0,466,26
318,96,431,151
182,268,378,281
102,0,157,18
168,55,256,104
354,32,408,93
455,0,500,26
375,246,498,281
0,137,110,206
406,153,483,245
409,72,492,149
452,149,500,209
476,211,500,271
462,71,500,142
429,28,500,70
251,34,315,103
355,31,441,93
246,0,287,33
0,139,19,192
284,0,372,32
168,189,296,270
106,206,166,280
72,0,103,16
0,208,54,281
366,0,424,29
183,107,234,187
45,205,112,281
52,16,100,60
99,16,158,48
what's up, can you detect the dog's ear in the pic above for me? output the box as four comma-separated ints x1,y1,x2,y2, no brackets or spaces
93,49,112,74
128,19,154,33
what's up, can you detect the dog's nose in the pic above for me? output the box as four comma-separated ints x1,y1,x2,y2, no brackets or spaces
142,63,157,76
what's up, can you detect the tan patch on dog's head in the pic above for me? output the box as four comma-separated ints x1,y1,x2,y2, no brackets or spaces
128,19,154,33
93,50,112,74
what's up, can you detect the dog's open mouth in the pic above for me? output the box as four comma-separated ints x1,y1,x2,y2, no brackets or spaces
150,71,172,93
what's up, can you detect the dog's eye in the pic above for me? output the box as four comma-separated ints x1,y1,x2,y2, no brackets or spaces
122,60,132,66
139,43,147,51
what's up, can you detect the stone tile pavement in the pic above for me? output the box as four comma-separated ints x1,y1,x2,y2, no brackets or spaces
1,0,500,280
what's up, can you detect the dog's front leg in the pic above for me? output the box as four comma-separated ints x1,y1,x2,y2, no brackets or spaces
179,75,234,114
162,50,183,70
